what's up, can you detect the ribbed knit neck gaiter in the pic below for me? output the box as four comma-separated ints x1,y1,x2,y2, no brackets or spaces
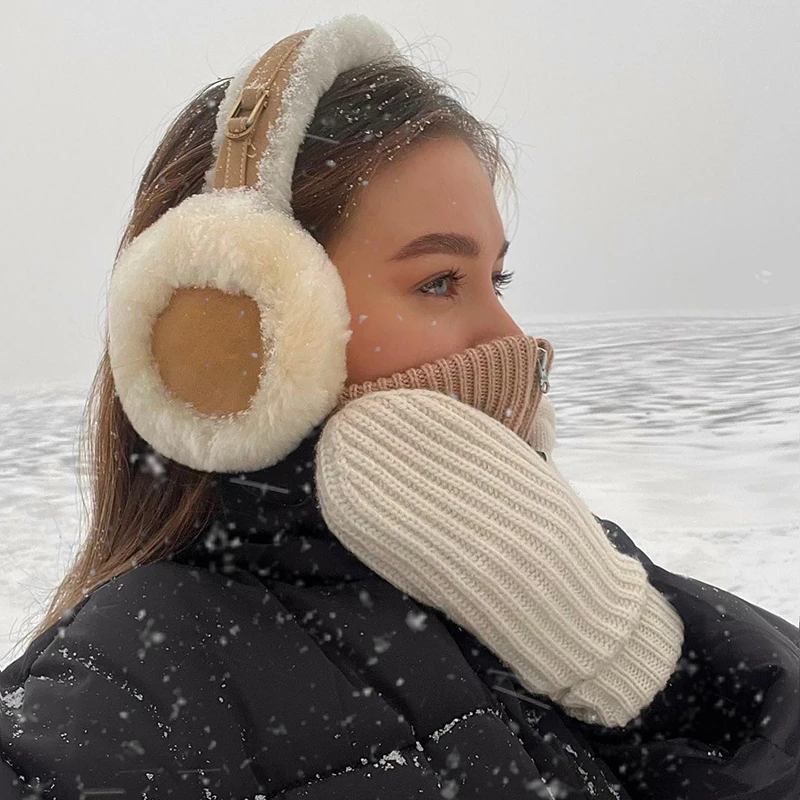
332,333,555,452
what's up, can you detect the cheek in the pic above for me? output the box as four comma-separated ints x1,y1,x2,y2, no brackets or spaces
345,306,411,384
338,274,467,384
344,305,466,384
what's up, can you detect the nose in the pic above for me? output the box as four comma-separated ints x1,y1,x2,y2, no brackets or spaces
471,295,524,347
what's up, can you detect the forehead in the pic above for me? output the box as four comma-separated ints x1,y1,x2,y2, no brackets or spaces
347,137,504,247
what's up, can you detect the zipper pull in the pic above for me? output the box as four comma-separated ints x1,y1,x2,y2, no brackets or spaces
536,346,550,394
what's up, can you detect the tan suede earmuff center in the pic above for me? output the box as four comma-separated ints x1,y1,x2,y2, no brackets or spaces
151,287,266,416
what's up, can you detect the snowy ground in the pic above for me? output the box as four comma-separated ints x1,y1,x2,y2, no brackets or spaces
1,311,798,669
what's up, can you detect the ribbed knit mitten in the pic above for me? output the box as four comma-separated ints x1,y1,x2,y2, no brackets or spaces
314,388,685,728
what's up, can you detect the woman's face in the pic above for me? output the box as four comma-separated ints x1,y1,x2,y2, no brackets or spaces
327,136,523,385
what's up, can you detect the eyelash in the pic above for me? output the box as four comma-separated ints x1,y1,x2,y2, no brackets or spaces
419,268,515,298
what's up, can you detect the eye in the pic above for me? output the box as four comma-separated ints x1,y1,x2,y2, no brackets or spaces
418,268,516,298
419,268,466,297
492,269,515,298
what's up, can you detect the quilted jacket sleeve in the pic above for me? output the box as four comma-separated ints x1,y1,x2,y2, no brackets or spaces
580,517,800,800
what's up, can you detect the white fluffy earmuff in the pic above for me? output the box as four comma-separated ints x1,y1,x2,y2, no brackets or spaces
107,14,398,473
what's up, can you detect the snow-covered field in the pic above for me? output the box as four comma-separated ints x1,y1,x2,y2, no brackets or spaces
1,311,798,669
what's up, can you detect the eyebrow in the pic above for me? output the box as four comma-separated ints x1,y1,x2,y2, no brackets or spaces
387,232,510,263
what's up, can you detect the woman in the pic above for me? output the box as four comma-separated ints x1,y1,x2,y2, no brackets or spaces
1,15,797,800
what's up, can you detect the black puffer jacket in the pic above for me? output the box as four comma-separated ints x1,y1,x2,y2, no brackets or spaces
2,424,797,799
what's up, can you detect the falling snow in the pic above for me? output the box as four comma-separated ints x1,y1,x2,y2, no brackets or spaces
2,313,796,672
0,312,795,796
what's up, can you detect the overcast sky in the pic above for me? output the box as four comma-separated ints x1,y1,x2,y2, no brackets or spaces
1,1,797,388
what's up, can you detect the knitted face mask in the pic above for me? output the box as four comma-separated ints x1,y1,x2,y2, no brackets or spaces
331,333,555,450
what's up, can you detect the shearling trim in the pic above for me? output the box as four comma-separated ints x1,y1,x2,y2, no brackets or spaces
108,189,351,473
203,13,397,207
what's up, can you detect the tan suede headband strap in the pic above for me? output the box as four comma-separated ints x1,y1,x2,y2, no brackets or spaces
212,29,313,191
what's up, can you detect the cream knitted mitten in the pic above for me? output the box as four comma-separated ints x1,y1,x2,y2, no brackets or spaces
314,388,685,728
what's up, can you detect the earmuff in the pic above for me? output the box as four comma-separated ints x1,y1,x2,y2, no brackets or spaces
107,15,398,473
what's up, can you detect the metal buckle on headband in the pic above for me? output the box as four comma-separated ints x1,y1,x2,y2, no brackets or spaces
226,89,271,140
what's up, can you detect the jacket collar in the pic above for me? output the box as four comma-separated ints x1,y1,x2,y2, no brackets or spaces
171,423,375,586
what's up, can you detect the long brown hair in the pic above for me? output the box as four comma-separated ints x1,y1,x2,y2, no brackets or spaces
26,44,517,643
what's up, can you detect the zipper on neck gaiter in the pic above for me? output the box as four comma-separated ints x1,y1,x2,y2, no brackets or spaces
536,346,550,394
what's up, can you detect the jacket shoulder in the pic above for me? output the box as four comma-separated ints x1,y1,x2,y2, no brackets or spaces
583,516,799,799
0,560,295,798
3,559,243,682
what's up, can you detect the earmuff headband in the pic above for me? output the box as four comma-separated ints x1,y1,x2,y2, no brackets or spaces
211,29,312,192
107,15,398,473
